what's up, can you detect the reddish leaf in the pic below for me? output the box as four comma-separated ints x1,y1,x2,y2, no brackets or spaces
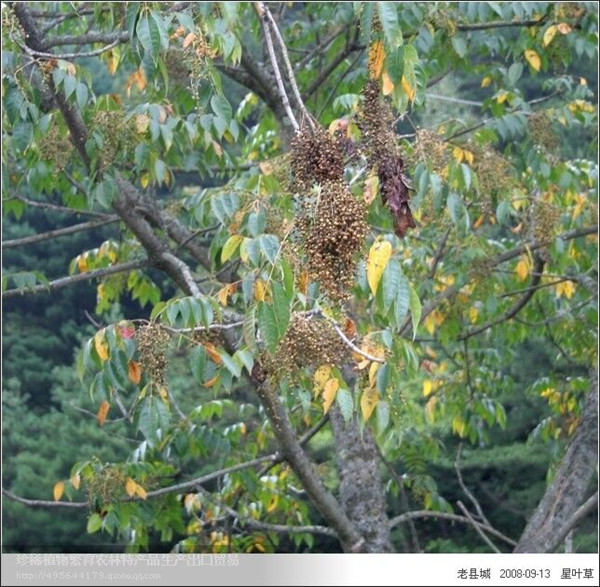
97,401,110,426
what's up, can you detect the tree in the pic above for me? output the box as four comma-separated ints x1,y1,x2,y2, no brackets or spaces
2,1,597,554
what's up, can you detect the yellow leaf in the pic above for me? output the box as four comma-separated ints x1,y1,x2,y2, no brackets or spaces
368,361,380,389
515,257,530,282
126,68,147,96
452,416,467,437
367,239,393,295
94,330,109,362
217,283,237,306
254,279,270,302
496,91,509,104
579,77,587,86
140,172,150,189
382,71,394,96
267,495,279,513
128,360,142,384
203,375,219,388
543,24,557,47
524,49,541,72
135,483,147,500
183,32,197,49
368,40,385,79
70,474,81,490
125,477,137,497
221,234,243,263
556,22,572,35
322,378,339,414
453,146,465,163
77,254,88,273
97,400,110,426
423,379,433,397
202,342,223,364
361,387,379,422
135,114,150,134
106,49,120,75
423,312,436,335
401,75,415,102
53,481,65,502
425,396,438,423
298,270,309,296
481,76,492,88
555,280,576,299
473,214,486,229
462,149,474,165
313,365,331,398
363,171,379,205
468,306,479,324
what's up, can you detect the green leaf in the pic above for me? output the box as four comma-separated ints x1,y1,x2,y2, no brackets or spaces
243,306,258,355
247,210,266,237
235,349,255,375
138,397,158,446
211,95,232,123
394,273,410,326
221,234,243,262
336,387,354,423
190,345,207,382
126,2,141,39
378,2,403,48
382,259,402,311
257,302,278,353
272,282,291,339
219,350,242,378
409,285,422,340
451,36,467,58
150,10,169,50
376,400,390,434
136,15,161,61
87,513,103,534
358,2,374,44
385,46,404,84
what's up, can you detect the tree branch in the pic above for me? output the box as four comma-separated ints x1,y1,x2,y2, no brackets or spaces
2,259,149,299
389,510,517,547
42,30,129,49
457,500,501,553
2,217,118,249
455,444,492,528
456,17,548,32
7,195,112,219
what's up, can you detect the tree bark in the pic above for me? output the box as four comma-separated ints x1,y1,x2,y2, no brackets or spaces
329,406,394,552
514,368,598,553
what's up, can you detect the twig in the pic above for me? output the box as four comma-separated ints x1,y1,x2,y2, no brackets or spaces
327,319,385,364
254,2,299,132
388,510,516,546
2,259,149,299
553,491,599,548
8,195,112,219
457,500,501,552
43,30,130,49
263,4,316,130
18,38,123,61
2,217,119,249
317,50,363,119
456,16,548,31
455,444,492,527
427,226,452,279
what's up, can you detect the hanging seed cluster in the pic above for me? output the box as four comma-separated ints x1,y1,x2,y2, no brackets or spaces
270,313,350,376
359,80,416,238
470,143,517,200
528,110,560,155
290,129,368,301
412,128,451,176
135,323,170,386
527,199,562,243
92,110,137,165
164,48,191,86
86,465,126,508
39,122,73,170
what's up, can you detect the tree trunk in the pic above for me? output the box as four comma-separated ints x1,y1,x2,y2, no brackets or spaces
330,406,394,552
514,368,598,553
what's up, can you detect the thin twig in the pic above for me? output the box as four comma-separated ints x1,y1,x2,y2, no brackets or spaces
457,500,501,552
3,259,149,299
263,4,316,130
2,217,118,249
455,444,492,527
327,319,385,364
254,2,299,132
18,38,123,61
8,195,112,218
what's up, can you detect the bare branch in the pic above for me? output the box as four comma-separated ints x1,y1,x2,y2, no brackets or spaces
553,492,599,548
457,500,501,553
43,30,130,49
327,319,385,364
389,510,517,547
456,16,548,31
2,217,118,249
20,38,123,61
2,487,87,509
7,195,111,219
455,444,493,528
2,259,148,299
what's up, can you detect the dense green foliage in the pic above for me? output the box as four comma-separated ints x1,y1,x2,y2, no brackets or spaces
2,1,597,554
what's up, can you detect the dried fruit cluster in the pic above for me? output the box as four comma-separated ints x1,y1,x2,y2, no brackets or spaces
86,465,126,508
528,110,559,155
528,198,562,243
92,110,137,166
39,122,74,170
270,313,350,375
359,79,416,238
135,323,171,386
290,128,368,301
